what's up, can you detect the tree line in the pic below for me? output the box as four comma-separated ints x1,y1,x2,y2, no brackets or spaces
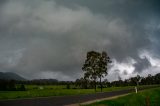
0,80,25,91
0,73,160,91
75,73,160,89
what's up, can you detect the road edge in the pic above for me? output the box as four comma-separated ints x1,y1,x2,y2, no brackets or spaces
66,93,131,106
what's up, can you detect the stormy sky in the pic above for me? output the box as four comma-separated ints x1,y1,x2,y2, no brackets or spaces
0,0,160,81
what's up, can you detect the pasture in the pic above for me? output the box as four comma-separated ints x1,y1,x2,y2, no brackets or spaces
83,87,160,106
0,85,159,100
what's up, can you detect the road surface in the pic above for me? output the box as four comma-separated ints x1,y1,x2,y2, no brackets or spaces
0,86,158,106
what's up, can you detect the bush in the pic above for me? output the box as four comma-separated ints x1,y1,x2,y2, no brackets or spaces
17,84,26,91
66,84,70,89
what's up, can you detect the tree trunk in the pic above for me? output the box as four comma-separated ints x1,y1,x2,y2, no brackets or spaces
100,76,102,92
94,79,96,92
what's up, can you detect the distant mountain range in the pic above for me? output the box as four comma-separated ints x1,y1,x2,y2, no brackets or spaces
0,72,26,81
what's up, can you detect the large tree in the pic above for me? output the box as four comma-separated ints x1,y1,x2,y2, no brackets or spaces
98,51,111,91
82,51,111,92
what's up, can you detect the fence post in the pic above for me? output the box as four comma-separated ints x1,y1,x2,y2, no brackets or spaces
135,86,137,93
145,96,150,106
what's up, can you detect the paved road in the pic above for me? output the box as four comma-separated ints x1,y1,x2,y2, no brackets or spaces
0,86,158,106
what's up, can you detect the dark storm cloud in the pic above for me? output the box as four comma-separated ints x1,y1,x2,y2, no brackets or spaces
55,0,158,61
0,0,160,80
133,57,152,73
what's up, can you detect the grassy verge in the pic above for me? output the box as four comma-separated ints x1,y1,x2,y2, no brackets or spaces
0,85,159,100
83,87,160,106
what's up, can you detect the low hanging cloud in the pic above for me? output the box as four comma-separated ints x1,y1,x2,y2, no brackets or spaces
133,57,152,73
0,0,160,81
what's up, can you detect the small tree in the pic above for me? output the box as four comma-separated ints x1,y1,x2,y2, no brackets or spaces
136,75,141,86
20,84,26,91
75,77,89,89
8,80,16,91
66,83,70,89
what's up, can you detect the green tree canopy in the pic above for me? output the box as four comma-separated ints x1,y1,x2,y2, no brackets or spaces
82,51,111,91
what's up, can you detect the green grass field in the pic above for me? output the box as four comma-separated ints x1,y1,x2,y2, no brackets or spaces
83,87,160,106
0,85,159,100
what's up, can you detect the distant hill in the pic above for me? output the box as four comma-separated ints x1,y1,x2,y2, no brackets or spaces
0,72,26,81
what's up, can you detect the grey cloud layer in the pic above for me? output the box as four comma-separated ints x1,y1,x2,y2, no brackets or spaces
0,0,160,80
